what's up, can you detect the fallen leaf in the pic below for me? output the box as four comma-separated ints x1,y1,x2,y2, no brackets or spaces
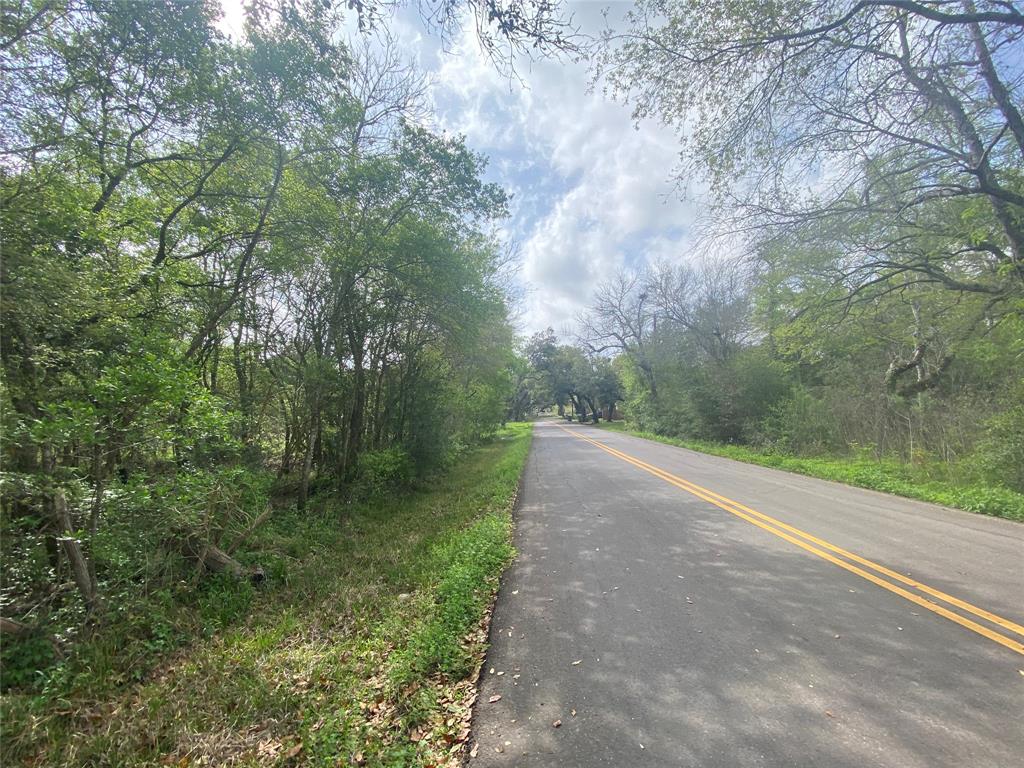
495,746,504,753
489,668,495,674
552,719,562,728
570,709,577,717
571,660,582,665
283,743,303,759
488,695,502,703
497,671,505,676
825,710,834,718
511,590,519,595
470,743,479,758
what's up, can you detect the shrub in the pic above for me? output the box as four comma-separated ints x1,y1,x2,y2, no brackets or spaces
353,448,413,499
759,387,844,455
971,397,1024,492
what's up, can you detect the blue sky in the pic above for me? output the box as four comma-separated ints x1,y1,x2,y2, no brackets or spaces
218,1,704,334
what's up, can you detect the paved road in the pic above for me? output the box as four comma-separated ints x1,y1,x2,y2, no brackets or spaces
471,420,1024,768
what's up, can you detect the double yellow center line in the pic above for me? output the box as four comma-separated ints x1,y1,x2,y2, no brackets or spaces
556,424,1024,656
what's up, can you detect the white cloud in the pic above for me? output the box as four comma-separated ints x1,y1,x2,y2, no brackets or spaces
218,0,707,335
429,5,705,334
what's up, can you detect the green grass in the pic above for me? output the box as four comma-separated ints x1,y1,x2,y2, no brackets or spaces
597,421,1024,522
1,423,533,767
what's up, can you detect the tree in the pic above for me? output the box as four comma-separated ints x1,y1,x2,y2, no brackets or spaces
576,270,659,398
0,0,519,638
650,258,753,364
599,0,1024,344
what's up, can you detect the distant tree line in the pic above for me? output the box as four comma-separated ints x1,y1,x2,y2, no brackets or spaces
511,328,623,423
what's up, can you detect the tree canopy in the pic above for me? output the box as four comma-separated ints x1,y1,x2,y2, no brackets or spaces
1,0,521,643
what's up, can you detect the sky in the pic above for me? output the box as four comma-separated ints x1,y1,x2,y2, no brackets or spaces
217,1,703,336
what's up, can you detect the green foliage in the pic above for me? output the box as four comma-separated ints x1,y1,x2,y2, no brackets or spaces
1,1,521,713
0,633,57,693
686,349,791,442
196,573,257,633
389,511,514,685
759,387,846,455
1,423,532,766
353,448,414,499
971,386,1024,493
525,329,624,422
601,423,1024,522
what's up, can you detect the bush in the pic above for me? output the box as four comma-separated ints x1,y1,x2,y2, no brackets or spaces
0,464,275,695
353,447,413,499
759,387,844,455
971,397,1024,492
0,632,56,692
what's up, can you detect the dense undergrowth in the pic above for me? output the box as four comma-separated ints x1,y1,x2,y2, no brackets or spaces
1,423,532,767
597,422,1024,522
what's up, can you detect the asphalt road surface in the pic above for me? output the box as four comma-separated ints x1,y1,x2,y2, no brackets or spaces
470,420,1024,768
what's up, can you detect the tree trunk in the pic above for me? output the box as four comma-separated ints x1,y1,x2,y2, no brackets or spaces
279,397,293,476
55,489,98,613
0,617,32,636
87,443,105,590
180,533,245,578
345,345,366,476
298,408,318,512
226,505,272,555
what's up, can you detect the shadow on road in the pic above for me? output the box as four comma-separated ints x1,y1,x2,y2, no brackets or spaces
470,423,1021,768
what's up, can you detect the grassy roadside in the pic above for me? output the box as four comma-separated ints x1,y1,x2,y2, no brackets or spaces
596,421,1024,522
1,423,533,767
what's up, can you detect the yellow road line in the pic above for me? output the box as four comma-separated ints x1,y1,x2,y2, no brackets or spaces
566,427,1024,639
555,424,1024,656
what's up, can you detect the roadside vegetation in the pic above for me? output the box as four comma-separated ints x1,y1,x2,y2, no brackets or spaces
1,423,530,766
508,2,1024,524
0,2,543,763
597,422,1024,522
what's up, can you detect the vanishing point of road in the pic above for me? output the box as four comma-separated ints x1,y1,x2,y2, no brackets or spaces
471,420,1024,767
